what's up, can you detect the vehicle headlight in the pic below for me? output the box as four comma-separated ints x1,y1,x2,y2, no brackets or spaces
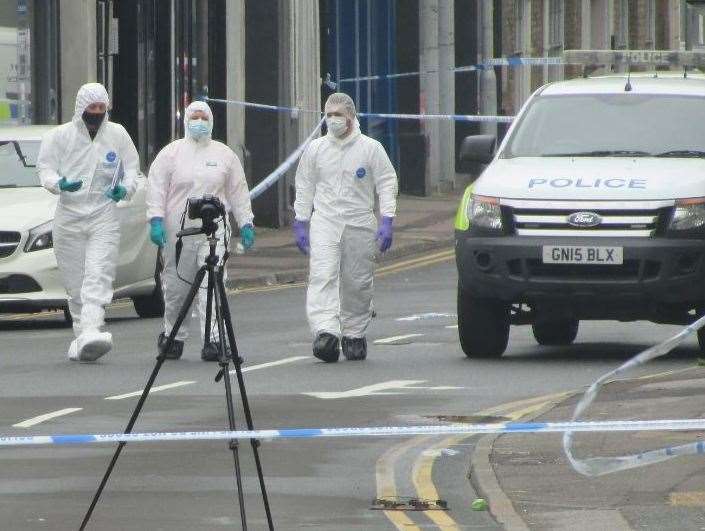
24,220,53,252
468,195,503,231
668,198,705,232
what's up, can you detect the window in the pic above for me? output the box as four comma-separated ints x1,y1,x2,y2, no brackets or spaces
548,0,564,52
614,0,629,50
644,0,655,49
0,0,59,126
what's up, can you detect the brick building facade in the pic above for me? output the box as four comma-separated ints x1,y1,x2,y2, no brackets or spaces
495,0,705,116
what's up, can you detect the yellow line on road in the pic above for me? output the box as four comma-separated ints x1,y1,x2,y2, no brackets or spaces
412,436,463,530
376,436,426,530
408,392,570,528
229,248,454,295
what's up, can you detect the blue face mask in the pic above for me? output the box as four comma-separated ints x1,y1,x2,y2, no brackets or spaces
188,118,210,139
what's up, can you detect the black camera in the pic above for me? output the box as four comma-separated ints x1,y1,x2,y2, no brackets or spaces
187,194,226,222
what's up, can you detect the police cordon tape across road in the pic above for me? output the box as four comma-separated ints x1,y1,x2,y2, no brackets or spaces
3,314,705,477
2,419,705,447
331,49,705,86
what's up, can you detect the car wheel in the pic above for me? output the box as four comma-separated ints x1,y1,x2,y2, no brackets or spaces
457,285,509,358
532,319,579,346
132,250,165,318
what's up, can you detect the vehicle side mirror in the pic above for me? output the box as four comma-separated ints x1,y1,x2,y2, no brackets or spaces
459,135,496,166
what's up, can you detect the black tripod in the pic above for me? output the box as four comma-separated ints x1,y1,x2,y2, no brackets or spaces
79,214,274,531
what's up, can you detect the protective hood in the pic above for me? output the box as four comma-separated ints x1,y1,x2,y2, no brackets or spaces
184,101,214,142
327,117,361,146
73,82,110,125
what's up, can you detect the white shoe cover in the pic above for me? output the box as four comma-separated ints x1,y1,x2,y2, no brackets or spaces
77,331,113,362
68,339,80,361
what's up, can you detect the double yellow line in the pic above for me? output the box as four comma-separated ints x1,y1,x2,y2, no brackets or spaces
231,248,455,295
376,392,569,530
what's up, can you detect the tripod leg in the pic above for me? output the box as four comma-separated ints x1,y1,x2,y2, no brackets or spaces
213,274,248,530
203,270,214,351
216,270,275,531
79,266,209,531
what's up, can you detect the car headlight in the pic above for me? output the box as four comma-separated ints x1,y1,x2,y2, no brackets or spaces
668,198,705,232
468,195,503,231
24,220,53,252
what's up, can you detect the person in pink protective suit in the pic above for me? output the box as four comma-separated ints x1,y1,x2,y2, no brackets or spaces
146,101,255,361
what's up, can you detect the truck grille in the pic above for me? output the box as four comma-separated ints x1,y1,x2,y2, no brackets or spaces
0,231,21,258
502,199,672,238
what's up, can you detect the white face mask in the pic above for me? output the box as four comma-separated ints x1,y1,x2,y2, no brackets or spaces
188,118,210,140
326,116,348,138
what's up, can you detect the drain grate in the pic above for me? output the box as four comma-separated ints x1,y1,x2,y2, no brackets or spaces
371,497,449,511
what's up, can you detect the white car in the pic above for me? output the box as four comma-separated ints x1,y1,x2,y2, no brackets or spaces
0,125,163,324
455,65,705,358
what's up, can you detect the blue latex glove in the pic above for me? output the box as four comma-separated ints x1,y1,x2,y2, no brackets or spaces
58,177,82,192
149,217,166,247
105,185,127,202
376,216,394,253
293,219,310,255
241,224,255,250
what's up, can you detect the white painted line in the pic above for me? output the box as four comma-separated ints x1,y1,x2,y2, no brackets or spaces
304,380,426,400
374,334,424,345
13,408,83,428
105,381,196,401
445,324,458,329
396,312,456,322
233,355,308,375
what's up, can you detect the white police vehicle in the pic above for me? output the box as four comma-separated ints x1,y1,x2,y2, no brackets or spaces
454,51,705,357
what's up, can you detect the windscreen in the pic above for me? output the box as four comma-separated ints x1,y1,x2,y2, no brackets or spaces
504,94,705,158
0,139,40,187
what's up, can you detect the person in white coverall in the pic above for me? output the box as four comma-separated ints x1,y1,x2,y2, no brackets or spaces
293,92,398,362
146,101,255,361
38,82,139,362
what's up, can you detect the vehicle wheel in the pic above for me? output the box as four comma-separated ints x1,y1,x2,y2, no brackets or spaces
532,319,579,346
132,252,165,318
457,285,509,358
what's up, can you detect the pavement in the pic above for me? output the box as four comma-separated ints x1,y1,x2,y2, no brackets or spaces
225,192,459,289
481,366,705,530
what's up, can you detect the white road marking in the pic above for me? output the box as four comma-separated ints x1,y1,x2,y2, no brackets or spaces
104,357,308,401
396,312,456,322
304,380,426,399
418,386,464,391
374,334,424,345
232,355,308,375
445,324,458,329
13,408,83,428
105,381,196,401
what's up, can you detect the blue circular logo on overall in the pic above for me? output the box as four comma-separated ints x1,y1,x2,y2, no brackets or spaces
356,167,366,179
106,151,117,162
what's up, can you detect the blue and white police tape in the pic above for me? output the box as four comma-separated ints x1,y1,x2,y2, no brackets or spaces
333,56,566,85
333,49,705,86
206,95,513,124
249,118,324,201
206,97,321,118
3,419,705,447
357,111,514,124
563,312,705,477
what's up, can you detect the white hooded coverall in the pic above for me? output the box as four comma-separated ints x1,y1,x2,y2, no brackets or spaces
294,121,398,338
146,101,254,343
38,83,139,338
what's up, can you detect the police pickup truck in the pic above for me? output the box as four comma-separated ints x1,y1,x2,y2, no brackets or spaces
454,59,705,358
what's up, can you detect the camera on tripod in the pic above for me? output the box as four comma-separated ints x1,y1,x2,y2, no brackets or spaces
181,194,226,237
